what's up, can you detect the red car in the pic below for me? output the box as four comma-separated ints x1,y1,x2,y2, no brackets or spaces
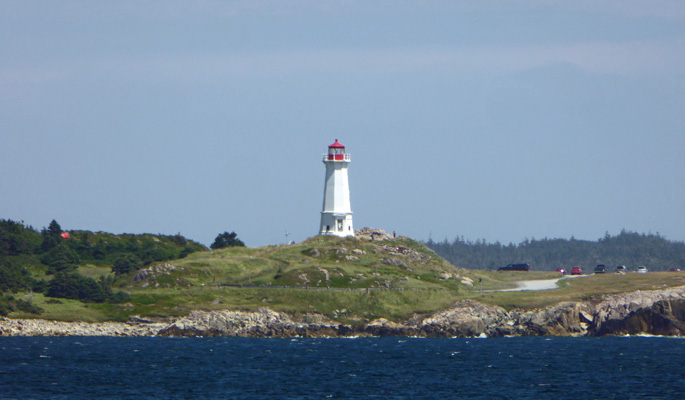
571,266,583,275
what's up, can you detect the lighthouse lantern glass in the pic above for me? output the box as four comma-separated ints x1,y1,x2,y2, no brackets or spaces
328,147,345,161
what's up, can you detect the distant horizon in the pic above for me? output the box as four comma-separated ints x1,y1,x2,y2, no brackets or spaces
5,216,683,248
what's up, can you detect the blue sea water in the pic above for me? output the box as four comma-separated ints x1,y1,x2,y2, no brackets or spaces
0,336,683,399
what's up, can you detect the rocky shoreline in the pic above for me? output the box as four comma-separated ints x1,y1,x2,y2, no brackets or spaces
2,286,685,338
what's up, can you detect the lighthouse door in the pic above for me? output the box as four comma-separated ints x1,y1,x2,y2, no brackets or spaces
337,219,343,231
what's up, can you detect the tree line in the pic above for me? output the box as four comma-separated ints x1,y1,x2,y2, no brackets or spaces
425,230,685,271
0,219,213,316
1,218,247,316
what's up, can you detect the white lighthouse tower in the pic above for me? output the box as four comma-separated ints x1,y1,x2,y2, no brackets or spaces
320,139,355,237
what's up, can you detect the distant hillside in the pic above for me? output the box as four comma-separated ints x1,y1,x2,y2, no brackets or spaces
1,222,469,321
135,233,459,291
1,219,206,272
425,230,685,271
3,221,685,323
0,219,207,315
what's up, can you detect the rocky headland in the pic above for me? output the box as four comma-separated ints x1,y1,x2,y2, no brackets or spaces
2,286,684,338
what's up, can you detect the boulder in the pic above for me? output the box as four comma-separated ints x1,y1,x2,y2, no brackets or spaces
355,227,394,241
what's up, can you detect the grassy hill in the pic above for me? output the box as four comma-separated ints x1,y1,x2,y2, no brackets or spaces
111,235,467,324
7,234,470,323
4,224,685,324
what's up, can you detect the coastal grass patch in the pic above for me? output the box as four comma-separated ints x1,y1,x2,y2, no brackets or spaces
234,287,460,323
9,293,110,322
126,290,207,318
474,289,573,311
11,271,685,322
473,272,685,310
562,272,685,296
121,285,460,324
164,235,460,292
22,231,685,323
171,249,285,286
77,264,114,280
7,254,47,279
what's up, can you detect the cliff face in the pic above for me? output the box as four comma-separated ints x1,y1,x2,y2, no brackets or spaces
3,286,685,338
589,288,685,336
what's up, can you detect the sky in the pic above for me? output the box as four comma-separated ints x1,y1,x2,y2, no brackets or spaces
1,0,684,247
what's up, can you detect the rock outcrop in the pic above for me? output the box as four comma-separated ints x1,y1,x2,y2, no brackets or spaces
132,263,185,288
0,318,167,337
3,286,685,338
157,308,349,338
589,287,685,336
355,227,394,241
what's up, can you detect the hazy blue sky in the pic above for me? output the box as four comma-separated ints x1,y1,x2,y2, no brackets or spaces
2,1,684,247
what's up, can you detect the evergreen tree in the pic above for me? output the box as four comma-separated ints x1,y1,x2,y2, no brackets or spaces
47,220,62,236
211,231,245,250
425,231,685,271
0,260,34,292
112,254,143,275
40,219,63,251
41,244,80,274
46,273,107,303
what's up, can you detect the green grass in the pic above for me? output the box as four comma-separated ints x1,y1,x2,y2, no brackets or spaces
119,286,460,324
471,272,685,311
9,293,111,322
11,233,685,323
164,236,457,291
77,264,114,280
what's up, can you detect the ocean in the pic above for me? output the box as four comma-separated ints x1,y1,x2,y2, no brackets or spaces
1,336,683,399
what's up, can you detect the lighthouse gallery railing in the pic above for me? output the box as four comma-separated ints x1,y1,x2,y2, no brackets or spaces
322,153,351,162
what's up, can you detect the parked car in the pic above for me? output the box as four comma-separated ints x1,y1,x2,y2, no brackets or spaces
636,266,648,273
669,268,681,272
616,265,627,273
571,266,583,275
594,265,607,274
497,263,530,271
555,268,566,275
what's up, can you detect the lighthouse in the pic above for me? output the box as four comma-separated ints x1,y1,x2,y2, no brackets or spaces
320,139,355,237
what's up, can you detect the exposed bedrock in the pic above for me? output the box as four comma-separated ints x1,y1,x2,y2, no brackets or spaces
3,286,685,338
157,289,685,338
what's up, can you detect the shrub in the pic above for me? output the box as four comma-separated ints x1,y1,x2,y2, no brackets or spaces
15,299,43,314
0,295,43,316
0,260,34,292
112,254,143,275
211,231,246,250
32,279,47,293
107,291,131,304
46,272,107,303
42,244,80,274
46,272,131,304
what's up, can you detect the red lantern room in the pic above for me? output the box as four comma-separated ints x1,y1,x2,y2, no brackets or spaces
327,139,347,161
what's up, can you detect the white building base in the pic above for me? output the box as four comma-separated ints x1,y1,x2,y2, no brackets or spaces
320,213,354,237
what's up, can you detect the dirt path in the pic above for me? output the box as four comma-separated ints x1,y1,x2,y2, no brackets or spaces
515,278,563,291
493,277,567,292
